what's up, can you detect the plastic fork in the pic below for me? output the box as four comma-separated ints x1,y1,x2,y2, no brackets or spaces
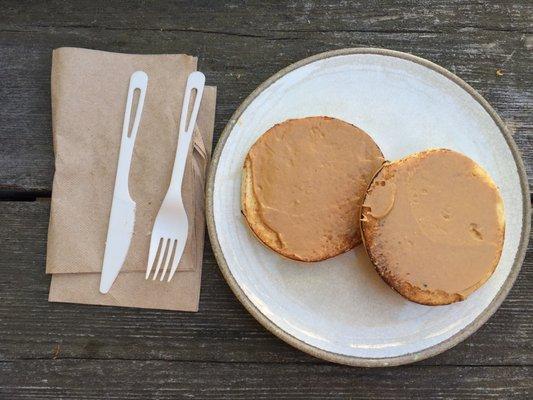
145,71,205,281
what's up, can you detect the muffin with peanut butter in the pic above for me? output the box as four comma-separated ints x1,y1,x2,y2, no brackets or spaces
361,149,505,305
242,116,384,262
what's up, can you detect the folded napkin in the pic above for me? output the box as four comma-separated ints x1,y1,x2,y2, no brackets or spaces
46,48,216,311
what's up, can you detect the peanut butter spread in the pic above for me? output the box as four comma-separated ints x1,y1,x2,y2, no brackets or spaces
362,149,504,298
245,117,384,261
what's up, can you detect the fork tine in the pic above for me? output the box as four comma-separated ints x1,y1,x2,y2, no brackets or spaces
145,237,162,279
152,238,169,280
159,240,177,282
166,240,186,282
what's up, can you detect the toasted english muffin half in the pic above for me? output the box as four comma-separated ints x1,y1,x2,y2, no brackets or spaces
242,116,384,262
361,149,505,305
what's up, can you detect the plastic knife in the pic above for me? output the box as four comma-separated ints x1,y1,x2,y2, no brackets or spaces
99,71,148,294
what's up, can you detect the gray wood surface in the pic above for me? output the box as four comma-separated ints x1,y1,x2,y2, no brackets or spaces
0,1,531,399
0,361,531,399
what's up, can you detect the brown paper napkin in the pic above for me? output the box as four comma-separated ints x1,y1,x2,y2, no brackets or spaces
46,48,216,311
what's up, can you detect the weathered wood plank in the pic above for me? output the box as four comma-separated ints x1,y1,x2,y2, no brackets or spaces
0,200,531,366
0,28,531,194
1,0,532,33
0,360,531,399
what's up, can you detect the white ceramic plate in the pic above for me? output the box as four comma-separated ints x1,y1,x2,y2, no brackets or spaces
206,48,530,366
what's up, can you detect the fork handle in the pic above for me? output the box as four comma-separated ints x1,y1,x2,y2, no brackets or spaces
167,71,206,197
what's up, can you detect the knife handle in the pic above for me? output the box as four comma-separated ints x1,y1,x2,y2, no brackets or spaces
115,71,148,196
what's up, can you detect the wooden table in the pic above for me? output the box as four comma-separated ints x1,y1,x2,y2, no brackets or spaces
0,1,531,398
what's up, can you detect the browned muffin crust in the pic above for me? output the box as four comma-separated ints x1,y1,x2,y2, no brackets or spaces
242,116,384,262
361,149,505,305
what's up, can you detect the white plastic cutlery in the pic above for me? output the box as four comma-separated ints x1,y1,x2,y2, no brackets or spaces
145,71,205,282
100,71,148,294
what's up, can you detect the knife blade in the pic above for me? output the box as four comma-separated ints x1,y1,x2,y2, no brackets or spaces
100,71,148,294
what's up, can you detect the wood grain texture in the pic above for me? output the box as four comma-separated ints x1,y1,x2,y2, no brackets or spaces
0,1,531,398
0,200,531,367
0,361,531,399
1,0,532,32
0,2,531,194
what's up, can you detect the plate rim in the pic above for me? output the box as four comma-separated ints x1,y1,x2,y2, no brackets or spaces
205,47,531,367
